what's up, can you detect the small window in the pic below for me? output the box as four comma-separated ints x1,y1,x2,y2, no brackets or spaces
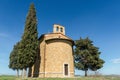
56,27,59,32
60,28,63,32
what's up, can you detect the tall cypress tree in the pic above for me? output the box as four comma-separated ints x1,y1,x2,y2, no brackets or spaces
74,37,104,77
19,3,38,77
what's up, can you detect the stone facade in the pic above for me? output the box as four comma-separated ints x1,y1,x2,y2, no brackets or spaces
30,24,74,77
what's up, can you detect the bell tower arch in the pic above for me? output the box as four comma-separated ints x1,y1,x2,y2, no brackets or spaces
53,24,65,35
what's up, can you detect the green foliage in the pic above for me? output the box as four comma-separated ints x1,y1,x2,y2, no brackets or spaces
9,42,22,77
9,42,20,70
19,3,38,69
74,37,105,76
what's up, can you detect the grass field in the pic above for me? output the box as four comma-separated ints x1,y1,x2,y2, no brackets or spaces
0,75,17,80
0,75,120,80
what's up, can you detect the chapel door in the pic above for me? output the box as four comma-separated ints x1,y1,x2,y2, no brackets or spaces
64,64,68,76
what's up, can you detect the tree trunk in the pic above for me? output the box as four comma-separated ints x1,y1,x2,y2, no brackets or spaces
23,68,27,78
17,69,19,77
21,69,23,78
28,67,32,77
85,70,87,77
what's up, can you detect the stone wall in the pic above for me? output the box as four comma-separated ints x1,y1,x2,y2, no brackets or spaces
45,39,74,77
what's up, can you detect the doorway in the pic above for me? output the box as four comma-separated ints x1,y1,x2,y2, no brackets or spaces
64,64,68,76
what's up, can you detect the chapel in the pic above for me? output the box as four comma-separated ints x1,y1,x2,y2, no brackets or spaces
29,24,74,77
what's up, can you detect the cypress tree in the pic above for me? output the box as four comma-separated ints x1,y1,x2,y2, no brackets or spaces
19,3,38,77
74,37,104,77
9,42,20,77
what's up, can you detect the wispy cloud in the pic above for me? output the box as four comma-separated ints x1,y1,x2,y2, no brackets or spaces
111,58,120,64
0,33,9,38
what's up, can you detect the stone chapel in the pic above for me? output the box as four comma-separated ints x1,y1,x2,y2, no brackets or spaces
29,24,74,77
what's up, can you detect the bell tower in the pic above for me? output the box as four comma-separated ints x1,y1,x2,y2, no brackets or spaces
53,24,65,35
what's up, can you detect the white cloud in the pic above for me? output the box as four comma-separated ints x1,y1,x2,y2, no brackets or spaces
111,58,120,64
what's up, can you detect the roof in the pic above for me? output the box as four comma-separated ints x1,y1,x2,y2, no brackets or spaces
38,33,74,44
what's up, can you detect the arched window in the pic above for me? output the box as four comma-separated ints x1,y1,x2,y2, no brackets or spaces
60,28,63,32
56,27,59,32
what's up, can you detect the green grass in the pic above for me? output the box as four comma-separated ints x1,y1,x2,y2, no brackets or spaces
0,75,17,80
0,75,120,80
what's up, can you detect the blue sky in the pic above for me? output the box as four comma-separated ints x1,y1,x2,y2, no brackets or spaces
0,0,120,75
